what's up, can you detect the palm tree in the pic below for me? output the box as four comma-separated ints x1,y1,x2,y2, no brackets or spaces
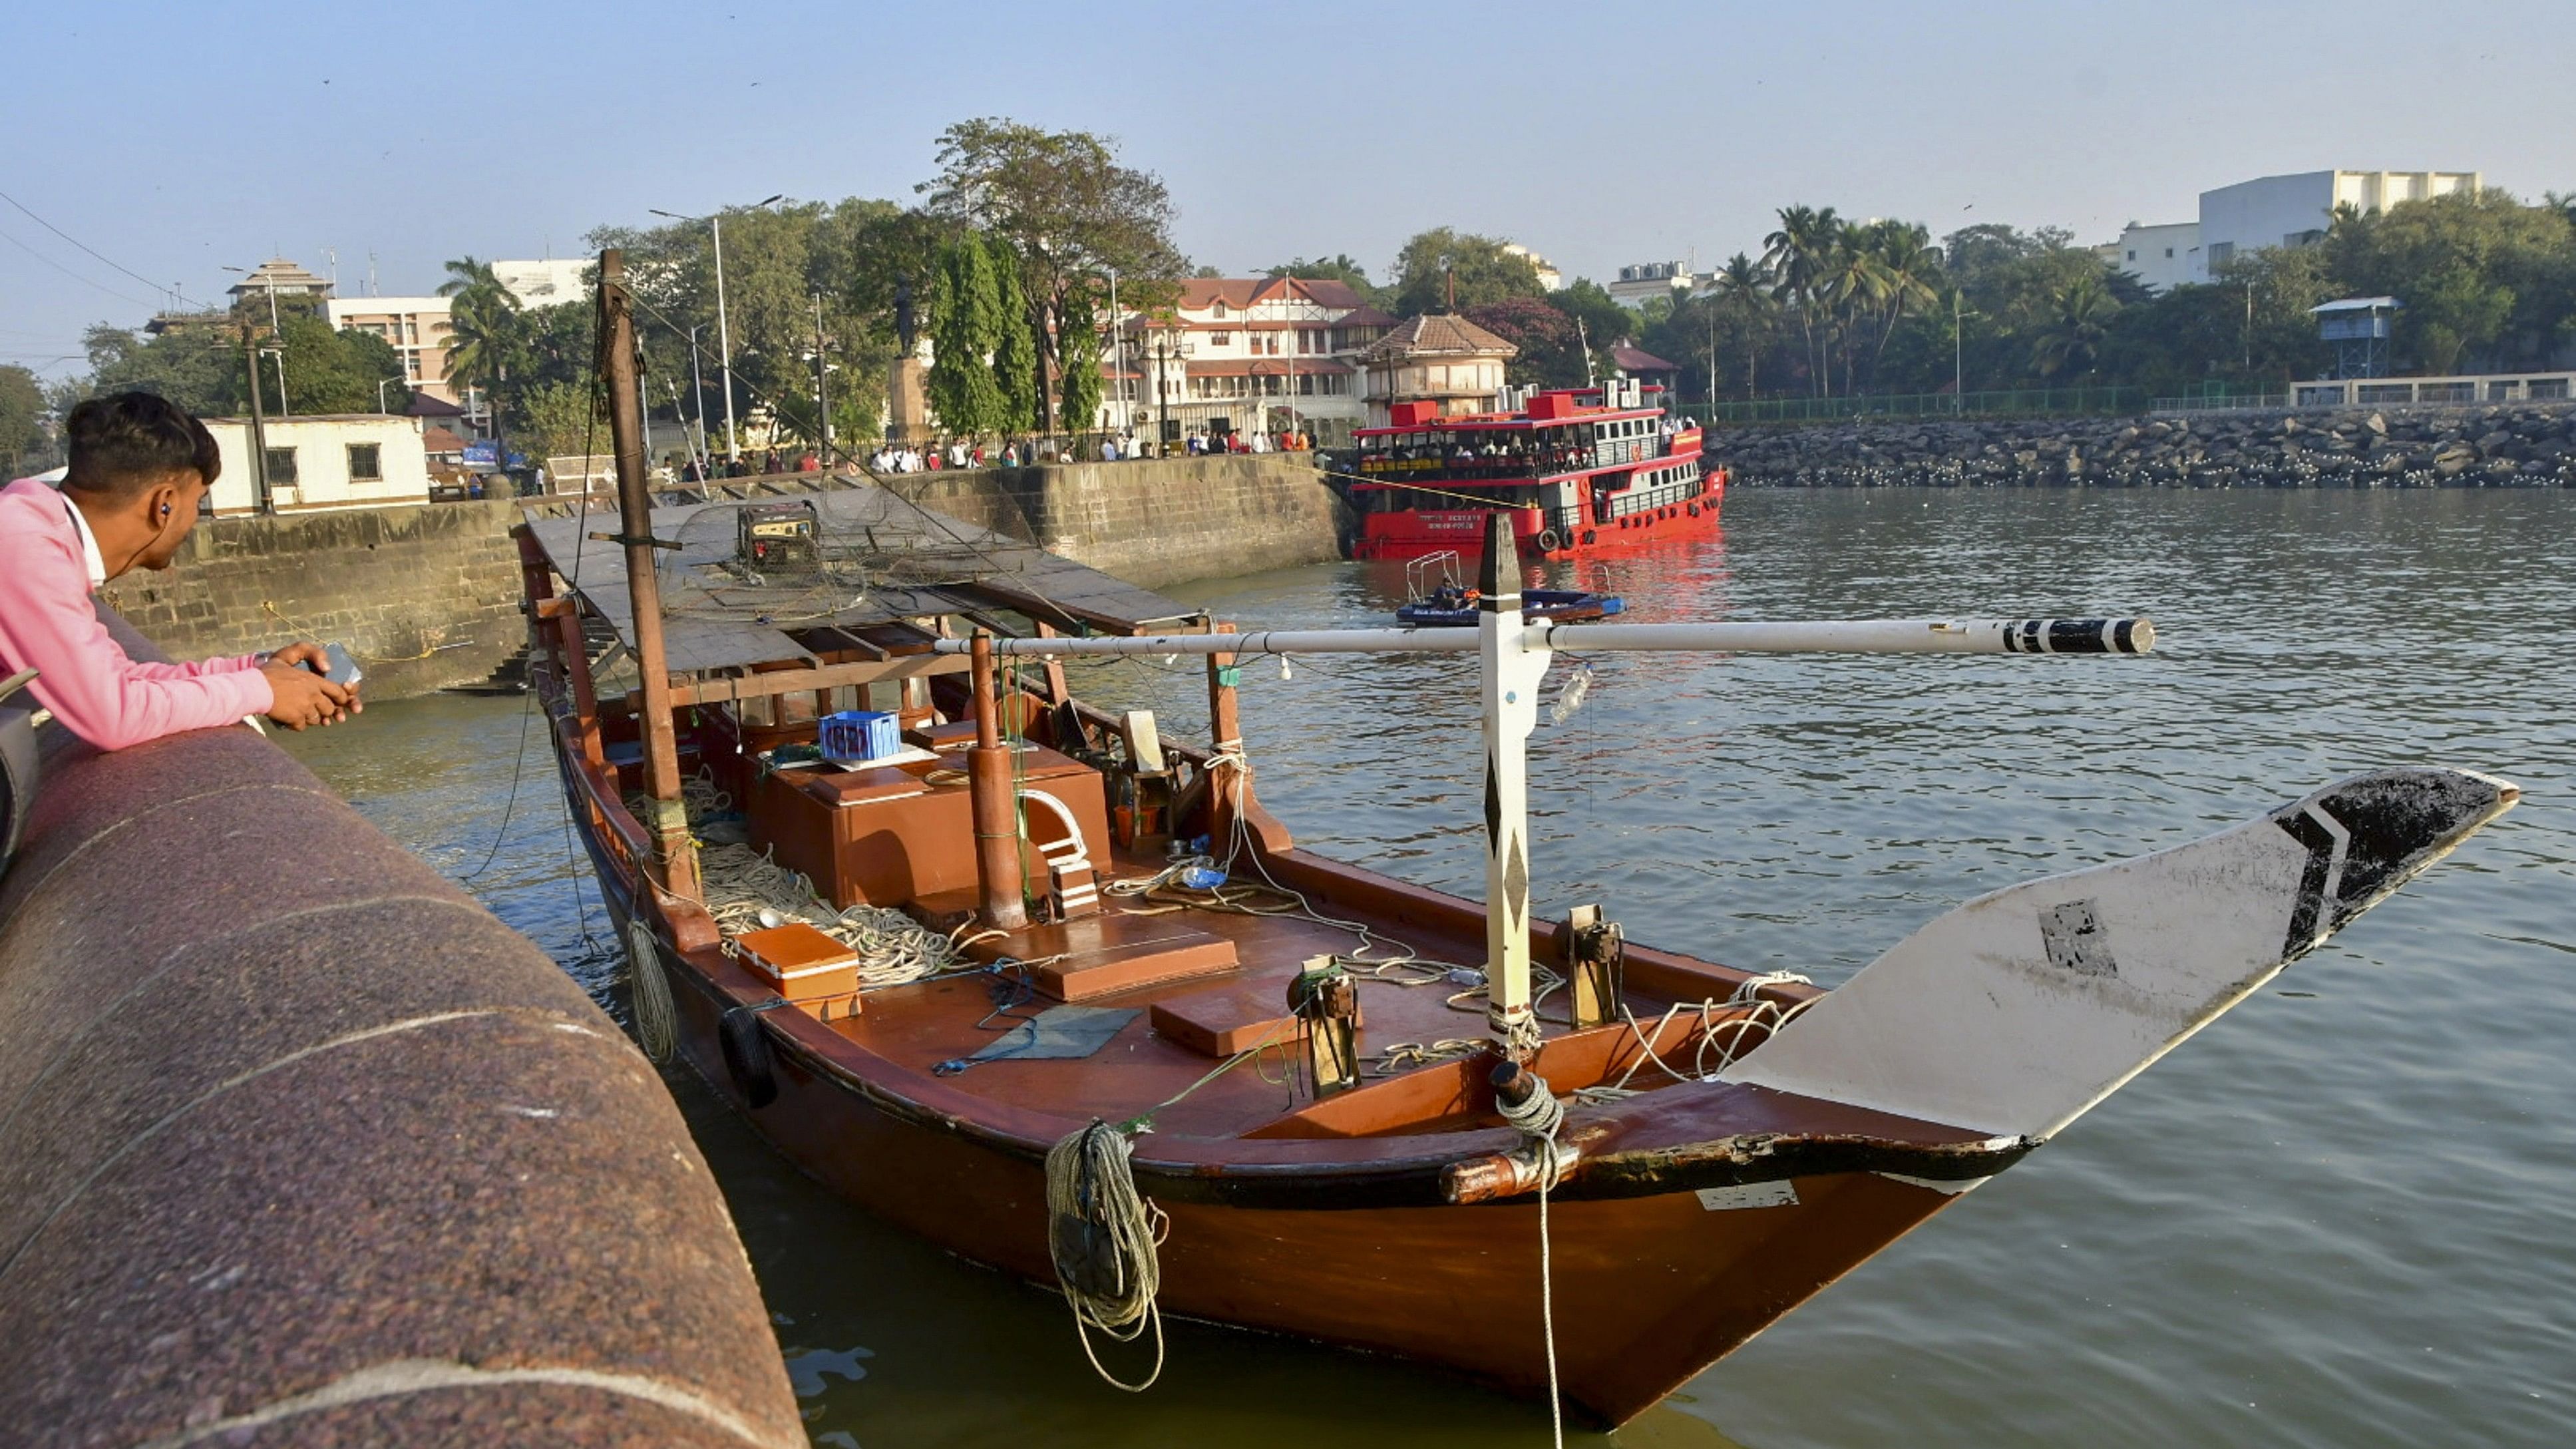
1708,253,1772,399
1761,206,1841,396
2030,273,2119,380
1855,220,1943,389
438,255,524,405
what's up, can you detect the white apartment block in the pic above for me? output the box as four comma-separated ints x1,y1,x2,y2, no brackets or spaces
325,296,457,403
1110,278,1396,446
2111,170,2482,293
2102,222,2203,293
1608,260,1691,308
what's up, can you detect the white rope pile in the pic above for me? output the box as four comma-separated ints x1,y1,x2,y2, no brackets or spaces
1044,1120,1169,1392
1572,970,1819,1106
1499,1074,1570,1449
696,841,970,990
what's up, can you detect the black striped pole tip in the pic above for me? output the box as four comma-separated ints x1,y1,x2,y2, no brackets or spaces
2000,618,2156,655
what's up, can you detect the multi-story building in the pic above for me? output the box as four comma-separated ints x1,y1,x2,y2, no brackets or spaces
2107,170,2481,293
324,296,458,403
225,258,333,310
1503,243,1562,292
1358,314,1518,427
1608,260,1692,309
2100,221,2203,293
1111,278,1394,446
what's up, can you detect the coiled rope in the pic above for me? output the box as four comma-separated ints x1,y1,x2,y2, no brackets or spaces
625,917,677,1062
1500,1075,1569,1449
1045,1121,1170,1392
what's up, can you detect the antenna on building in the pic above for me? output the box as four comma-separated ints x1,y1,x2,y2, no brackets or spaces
367,251,378,297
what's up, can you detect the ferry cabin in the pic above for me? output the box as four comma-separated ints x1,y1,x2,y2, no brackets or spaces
1349,383,1722,561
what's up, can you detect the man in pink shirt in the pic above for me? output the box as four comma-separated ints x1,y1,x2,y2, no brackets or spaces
0,392,355,749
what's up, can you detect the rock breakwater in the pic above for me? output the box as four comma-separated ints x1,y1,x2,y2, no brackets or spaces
1712,404,2576,488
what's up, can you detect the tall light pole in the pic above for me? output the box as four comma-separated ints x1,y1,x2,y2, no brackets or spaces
810,292,831,455
651,195,781,465
377,376,403,413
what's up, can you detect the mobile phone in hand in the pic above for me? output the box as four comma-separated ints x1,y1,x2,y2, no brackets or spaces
319,642,363,687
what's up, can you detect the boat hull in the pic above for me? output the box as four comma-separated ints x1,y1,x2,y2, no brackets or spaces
1352,473,1725,563
627,909,1964,1425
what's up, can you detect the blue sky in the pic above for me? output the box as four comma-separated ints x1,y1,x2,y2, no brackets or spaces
3,0,2564,381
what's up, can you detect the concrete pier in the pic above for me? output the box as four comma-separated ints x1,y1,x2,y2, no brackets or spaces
0,622,802,1447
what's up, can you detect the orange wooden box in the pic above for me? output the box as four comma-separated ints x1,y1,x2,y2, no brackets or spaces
733,922,862,1021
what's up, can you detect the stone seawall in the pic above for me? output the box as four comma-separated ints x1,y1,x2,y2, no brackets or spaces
1710,403,2576,488
0,614,804,1448
107,499,526,699
892,454,1350,587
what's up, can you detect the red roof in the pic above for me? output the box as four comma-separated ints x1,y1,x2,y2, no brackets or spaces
1176,276,1370,313
1358,313,1519,361
1612,343,1680,373
1334,306,1399,329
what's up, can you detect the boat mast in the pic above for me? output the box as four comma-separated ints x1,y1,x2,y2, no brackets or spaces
1476,513,1550,1058
598,248,701,903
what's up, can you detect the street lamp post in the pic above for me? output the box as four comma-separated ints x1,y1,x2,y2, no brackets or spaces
651,195,782,467
377,376,403,414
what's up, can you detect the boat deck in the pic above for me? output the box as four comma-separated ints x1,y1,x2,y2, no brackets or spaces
816,846,1759,1143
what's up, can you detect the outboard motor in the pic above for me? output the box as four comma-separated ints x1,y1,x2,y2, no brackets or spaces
0,668,40,875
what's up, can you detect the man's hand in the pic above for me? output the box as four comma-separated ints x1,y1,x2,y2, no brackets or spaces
264,641,330,674
260,659,356,730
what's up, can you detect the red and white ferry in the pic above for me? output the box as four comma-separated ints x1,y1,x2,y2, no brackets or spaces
1348,381,1724,561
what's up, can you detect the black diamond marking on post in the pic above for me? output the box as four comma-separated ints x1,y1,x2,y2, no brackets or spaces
1483,762,1501,845
2274,809,2338,956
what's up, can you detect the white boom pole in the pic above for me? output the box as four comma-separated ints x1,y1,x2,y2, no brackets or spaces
941,616,2155,660
938,597,2151,1053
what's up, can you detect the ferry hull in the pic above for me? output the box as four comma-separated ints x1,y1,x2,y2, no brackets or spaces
1354,475,1725,563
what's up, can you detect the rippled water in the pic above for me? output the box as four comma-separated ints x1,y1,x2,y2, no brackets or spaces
283,489,2575,1448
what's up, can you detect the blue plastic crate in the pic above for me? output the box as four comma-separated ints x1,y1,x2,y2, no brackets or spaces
819,710,902,764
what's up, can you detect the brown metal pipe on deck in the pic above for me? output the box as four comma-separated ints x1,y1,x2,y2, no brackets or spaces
968,632,1028,932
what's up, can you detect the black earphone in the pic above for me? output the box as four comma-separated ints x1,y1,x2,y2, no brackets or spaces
160,505,172,517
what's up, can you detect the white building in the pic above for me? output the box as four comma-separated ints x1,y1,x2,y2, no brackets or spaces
325,296,457,402
1503,243,1561,292
2101,222,2202,294
490,258,593,311
201,415,433,516
2100,170,2479,293
1608,260,1692,308
1358,314,1518,427
1111,278,1393,447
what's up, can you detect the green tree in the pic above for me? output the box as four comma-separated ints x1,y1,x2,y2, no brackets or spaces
1387,229,1545,315
920,118,1186,433
0,365,50,475
1266,254,1374,294
81,322,244,416
926,234,1007,439
516,379,604,465
439,255,526,407
265,311,409,414
1706,254,1775,397
2323,190,2571,373
986,232,1042,432
1465,297,1584,388
1853,220,1944,389
1055,278,1104,437
2030,273,2119,379
1547,280,1630,381
1762,205,1844,394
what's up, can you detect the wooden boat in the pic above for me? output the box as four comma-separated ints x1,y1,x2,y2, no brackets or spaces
519,256,2519,1428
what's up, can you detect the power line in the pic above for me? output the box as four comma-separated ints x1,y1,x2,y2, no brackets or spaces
0,224,160,311
0,187,207,309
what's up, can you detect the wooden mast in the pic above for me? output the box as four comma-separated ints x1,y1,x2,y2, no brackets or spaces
598,248,700,903
1475,512,1549,1058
